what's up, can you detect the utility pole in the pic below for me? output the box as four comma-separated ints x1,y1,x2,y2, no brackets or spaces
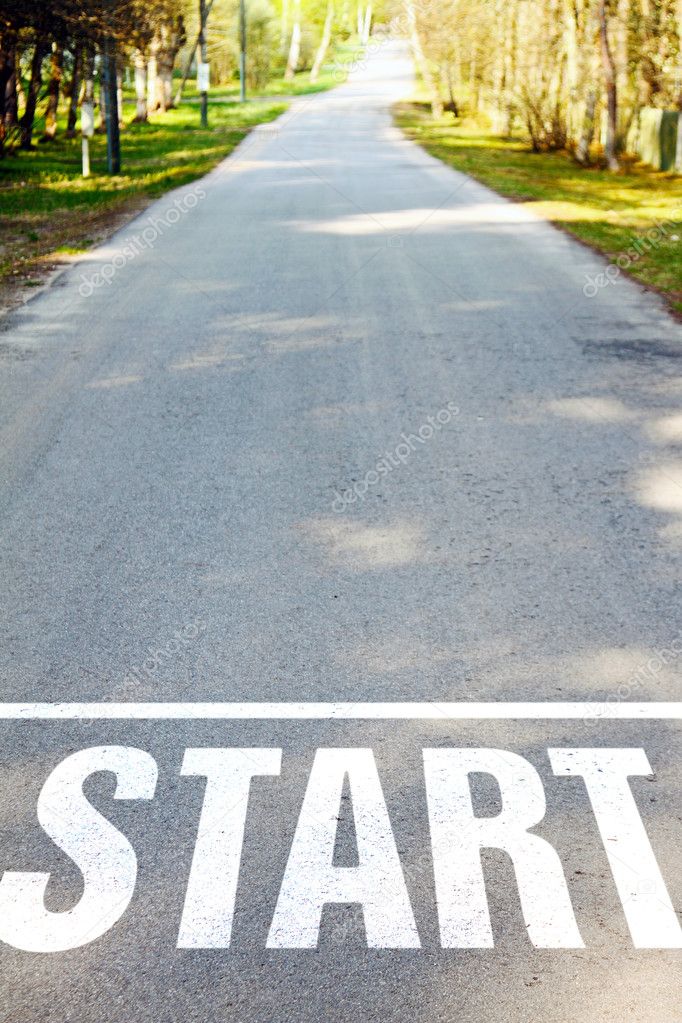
198,0,208,127
239,0,247,102
102,37,120,174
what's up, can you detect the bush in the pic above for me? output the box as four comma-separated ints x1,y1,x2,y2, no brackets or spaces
520,90,568,152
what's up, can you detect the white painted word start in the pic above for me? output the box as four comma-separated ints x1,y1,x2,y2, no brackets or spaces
0,745,679,953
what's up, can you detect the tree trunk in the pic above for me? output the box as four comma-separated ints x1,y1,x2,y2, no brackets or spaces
15,51,25,108
310,2,334,82
280,0,290,53
502,0,517,135
147,50,159,112
133,51,148,121
154,17,185,111
285,0,302,81
65,48,82,137
6,45,18,125
281,0,290,53
361,3,372,43
469,44,478,111
82,47,95,108
615,0,629,145
575,86,597,163
19,39,48,149
99,68,107,131
80,48,94,154
445,64,457,113
598,0,619,170
43,44,64,140
117,69,123,127
0,45,11,156
158,64,172,110
404,0,443,117
491,0,506,130
676,0,682,169
102,40,120,173
570,0,601,154
1,41,18,154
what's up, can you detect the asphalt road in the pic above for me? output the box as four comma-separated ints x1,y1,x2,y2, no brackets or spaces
1,42,681,1023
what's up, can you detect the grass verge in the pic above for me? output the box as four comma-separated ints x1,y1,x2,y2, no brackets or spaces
394,102,682,315
0,100,285,308
0,43,362,310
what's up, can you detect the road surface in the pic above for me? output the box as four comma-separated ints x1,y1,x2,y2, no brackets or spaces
0,42,681,1023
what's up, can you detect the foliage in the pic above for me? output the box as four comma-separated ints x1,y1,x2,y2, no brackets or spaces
0,0,373,156
244,0,277,89
406,0,682,168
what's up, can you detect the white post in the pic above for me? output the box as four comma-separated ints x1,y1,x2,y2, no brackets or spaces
81,100,94,178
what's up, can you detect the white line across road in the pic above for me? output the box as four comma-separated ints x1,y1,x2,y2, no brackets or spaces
0,702,681,719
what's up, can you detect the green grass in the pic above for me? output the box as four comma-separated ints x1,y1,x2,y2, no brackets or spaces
0,97,287,291
394,102,682,314
0,41,364,295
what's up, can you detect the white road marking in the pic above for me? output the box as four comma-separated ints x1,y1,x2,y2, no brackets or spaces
549,748,682,948
267,748,420,949
1,743,680,951
0,746,158,953
0,702,681,719
178,748,282,948
424,748,584,948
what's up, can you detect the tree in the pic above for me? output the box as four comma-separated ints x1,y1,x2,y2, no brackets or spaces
245,0,277,88
598,0,620,169
151,13,186,111
407,0,682,169
20,37,48,148
405,0,443,117
310,0,333,82
43,41,64,139
284,0,302,79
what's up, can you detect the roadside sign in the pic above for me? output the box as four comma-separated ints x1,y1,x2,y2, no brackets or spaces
197,62,210,93
80,102,94,178
81,102,94,139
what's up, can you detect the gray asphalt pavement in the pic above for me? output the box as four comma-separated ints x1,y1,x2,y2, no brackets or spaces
0,42,681,1022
